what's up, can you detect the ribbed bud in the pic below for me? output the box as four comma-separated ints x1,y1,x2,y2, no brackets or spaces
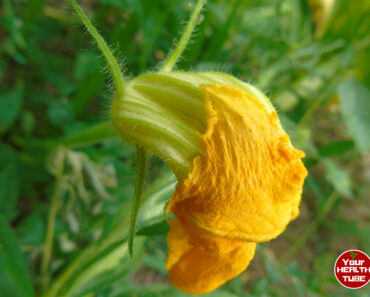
111,71,275,179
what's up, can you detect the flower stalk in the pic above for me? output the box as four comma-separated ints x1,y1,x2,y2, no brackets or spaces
160,0,206,72
68,0,125,98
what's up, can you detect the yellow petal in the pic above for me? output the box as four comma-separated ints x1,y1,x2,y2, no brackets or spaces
166,219,256,295
170,84,307,243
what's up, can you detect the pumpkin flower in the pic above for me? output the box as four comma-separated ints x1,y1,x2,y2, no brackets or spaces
69,0,307,294
112,73,307,294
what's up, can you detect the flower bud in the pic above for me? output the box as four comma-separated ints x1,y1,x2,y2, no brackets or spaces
111,71,275,179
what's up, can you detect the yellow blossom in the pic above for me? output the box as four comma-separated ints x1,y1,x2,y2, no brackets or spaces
166,84,307,294
167,220,256,294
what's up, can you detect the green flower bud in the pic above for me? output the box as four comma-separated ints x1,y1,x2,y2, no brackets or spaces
111,71,275,178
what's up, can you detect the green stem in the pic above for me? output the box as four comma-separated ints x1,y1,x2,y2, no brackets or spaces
128,146,147,258
68,0,125,98
298,71,341,127
160,0,206,72
280,191,339,263
41,148,65,286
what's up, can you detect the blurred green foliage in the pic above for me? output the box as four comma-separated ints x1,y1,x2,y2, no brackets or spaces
0,0,369,296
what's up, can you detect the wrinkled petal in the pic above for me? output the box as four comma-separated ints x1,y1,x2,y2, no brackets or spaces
170,84,307,243
166,219,256,295
166,84,307,294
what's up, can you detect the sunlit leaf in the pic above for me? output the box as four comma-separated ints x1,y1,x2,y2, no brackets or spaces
322,159,352,198
337,77,370,154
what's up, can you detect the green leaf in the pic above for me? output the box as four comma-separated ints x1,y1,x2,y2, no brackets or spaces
142,254,167,274
136,219,170,236
0,165,19,220
337,77,370,154
59,121,117,149
48,99,73,128
0,89,23,135
64,238,145,297
17,212,45,246
0,143,17,169
71,71,105,116
322,159,352,198
20,110,36,135
224,275,243,296
0,216,35,297
318,140,354,157
74,52,102,80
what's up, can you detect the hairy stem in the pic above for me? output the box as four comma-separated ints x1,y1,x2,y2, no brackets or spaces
69,0,125,98
160,0,206,72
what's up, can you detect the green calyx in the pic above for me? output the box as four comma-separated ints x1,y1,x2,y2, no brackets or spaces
111,71,275,179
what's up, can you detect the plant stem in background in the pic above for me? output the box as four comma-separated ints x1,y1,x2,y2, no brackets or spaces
128,147,147,258
298,71,341,127
280,191,339,263
41,251,87,297
68,0,125,98
41,147,65,287
160,0,206,72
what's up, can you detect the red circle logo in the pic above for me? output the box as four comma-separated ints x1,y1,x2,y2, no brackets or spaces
334,249,370,289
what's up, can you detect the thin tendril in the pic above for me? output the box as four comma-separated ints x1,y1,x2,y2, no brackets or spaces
69,0,125,98
160,0,206,72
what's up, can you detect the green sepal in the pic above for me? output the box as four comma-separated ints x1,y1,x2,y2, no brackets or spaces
112,71,275,179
